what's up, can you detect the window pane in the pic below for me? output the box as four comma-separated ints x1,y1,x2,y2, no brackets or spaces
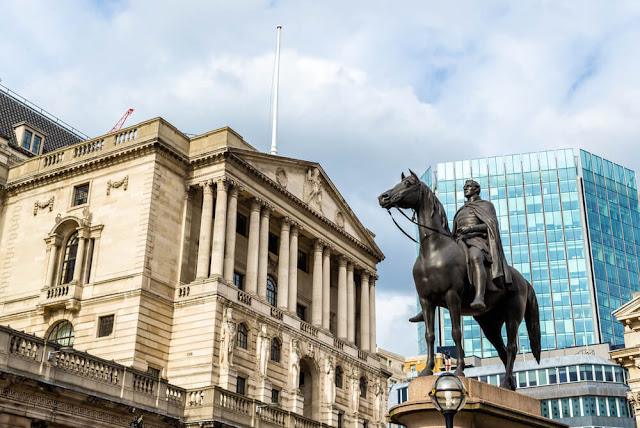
47,321,75,346
32,135,42,154
73,183,90,206
97,315,114,337
266,275,277,306
60,232,79,284
22,129,32,149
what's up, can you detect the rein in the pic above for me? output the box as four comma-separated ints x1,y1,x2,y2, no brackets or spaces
387,208,451,243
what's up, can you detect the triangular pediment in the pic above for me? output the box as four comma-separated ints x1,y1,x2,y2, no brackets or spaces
229,149,382,260
612,293,640,320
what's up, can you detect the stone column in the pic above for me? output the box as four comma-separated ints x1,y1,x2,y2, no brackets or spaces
196,180,214,279
347,261,355,343
288,224,299,313
312,239,324,326
223,185,240,281
369,275,376,352
245,198,262,295
277,218,291,308
210,179,229,277
178,186,195,283
360,271,370,352
72,229,87,283
337,256,347,340
45,235,62,287
322,246,331,330
257,204,272,299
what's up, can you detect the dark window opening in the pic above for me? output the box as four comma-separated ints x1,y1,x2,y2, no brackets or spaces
335,366,343,388
73,183,90,206
270,338,281,362
297,251,308,272
233,272,245,290
296,304,306,321
47,321,74,347
266,275,277,306
271,388,280,404
146,367,161,378
337,412,343,428
237,376,246,395
237,213,248,236
268,232,279,254
299,372,305,387
60,232,79,284
22,129,33,149
359,377,367,398
237,323,248,349
97,314,114,337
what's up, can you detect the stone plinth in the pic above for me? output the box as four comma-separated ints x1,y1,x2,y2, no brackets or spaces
388,376,567,428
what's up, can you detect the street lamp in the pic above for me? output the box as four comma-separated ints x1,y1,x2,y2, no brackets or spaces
428,372,467,428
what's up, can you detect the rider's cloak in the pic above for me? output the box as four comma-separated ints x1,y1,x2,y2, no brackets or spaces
452,198,513,286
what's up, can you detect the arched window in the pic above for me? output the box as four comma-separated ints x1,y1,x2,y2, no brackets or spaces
270,338,281,362
47,321,75,347
59,231,79,284
266,275,277,306
359,377,367,398
335,366,344,389
236,323,248,349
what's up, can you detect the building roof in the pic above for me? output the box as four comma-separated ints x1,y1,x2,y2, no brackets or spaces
0,88,85,155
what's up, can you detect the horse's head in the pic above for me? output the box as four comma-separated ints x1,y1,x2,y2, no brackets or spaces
378,170,423,210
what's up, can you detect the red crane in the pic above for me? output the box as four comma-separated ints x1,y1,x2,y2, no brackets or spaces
108,108,134,133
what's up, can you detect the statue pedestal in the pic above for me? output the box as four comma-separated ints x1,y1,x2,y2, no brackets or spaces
388,376,567,428
288,390,304,415
218,366,237,390
256,378,273,403
321,405,337,426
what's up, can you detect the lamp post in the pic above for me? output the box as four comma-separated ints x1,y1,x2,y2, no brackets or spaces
428,372,467,428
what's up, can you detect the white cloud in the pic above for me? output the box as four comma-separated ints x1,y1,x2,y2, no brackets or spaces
375,291,418,357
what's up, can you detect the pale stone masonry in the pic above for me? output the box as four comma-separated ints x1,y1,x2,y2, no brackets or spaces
0,117,388,428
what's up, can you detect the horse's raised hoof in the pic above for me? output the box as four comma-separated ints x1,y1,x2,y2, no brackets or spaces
408,312,424,323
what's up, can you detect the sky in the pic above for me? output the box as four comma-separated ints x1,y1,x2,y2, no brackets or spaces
2,0,640,356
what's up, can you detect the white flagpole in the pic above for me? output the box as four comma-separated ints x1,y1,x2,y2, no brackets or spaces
270,26,282,155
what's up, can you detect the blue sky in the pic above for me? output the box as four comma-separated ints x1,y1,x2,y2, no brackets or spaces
2,0,640,356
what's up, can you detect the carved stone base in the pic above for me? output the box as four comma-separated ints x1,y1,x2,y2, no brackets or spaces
288,390,304,415
256,378,272,404
322,405,337,426
218,366,238,390
345,413,360,428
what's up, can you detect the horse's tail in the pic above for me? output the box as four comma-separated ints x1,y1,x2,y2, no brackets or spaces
525,281,541,363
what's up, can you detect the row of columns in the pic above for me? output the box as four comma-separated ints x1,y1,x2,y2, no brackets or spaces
193,177,377,353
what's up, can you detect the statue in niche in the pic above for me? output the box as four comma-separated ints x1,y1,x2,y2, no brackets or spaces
335,210,345,228
219,308,237,368
373,379,384,422
303,167,323,213
324,355,336,406
276,167,288,188
290,339,301,391
349,367,359,414
256,323,270,378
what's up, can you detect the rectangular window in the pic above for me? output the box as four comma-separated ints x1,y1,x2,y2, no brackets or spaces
568,366,578,382
271,388,280,404
73,183,90,206
32,135,42,154
298,250,308,272
237,376,246,395
296,304,306,321
146,366,161,378
97,314,115,337
22,129,33,149
236,213,248,236
233,272,245,290
268,232,279,254
548,368,558,384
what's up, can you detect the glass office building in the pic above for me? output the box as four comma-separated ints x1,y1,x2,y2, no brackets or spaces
417,149,640,357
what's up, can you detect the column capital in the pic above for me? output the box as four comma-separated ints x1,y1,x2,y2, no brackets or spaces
184,185,195,200
314,239,326,251
215,177,230,191
251,197,264,211
199,179,214,193
281,216,293,228
347,261,355,272
361,270,371,282
229,185,240,198
338,255,348,267
76,226,90,240
45,234,63,246
261,204,273,217
323,245,332,257
290,224,300,236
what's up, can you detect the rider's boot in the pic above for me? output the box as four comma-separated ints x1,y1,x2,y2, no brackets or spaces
470,263,487,311
409,312,424,323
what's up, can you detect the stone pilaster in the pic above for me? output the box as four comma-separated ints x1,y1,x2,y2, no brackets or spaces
347,261,355,343
223,185,240,281
72,228,88,283
337,256,348,340
369,275,376,352
210,178,229,277
360,271,370,352
245,198,262,294
277,218,291,308
288,224,299,313
312,239,324,326
322,245,331,330
257,204,272,299
196,180,214,279
44,235,62,287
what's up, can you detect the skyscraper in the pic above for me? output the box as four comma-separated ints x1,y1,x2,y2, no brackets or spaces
418,149,640,358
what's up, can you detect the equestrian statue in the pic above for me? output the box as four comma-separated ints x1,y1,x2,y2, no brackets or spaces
378,170,541,390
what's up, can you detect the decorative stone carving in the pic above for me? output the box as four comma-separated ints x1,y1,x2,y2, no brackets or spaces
349,367,360,414
219,308,237,368
268,254,278,274
303,167,323,213
82,206,92,226
324,355,336,407
106,175,128,195
33,196,54,215
627,391,640,409
373,378,384,422
290,339,301,391
256,323,270,378
335,210,345,228
276,167,288,188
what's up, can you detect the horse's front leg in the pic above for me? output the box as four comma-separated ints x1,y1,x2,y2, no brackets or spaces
419,297,436,376
444,290,465,377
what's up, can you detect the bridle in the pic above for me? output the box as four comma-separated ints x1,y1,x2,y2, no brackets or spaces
385,182,451,243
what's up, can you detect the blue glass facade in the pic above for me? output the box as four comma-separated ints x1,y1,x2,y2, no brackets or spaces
417,149,640,357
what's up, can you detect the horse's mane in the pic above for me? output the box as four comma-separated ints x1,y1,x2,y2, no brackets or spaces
419,181,451,235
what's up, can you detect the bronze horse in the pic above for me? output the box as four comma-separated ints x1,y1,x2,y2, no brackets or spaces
378,170,540,390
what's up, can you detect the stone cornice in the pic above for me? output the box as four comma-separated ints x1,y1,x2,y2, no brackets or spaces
225,151,384,263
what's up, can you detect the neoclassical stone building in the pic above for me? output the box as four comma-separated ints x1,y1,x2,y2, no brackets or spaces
0,108,388,427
